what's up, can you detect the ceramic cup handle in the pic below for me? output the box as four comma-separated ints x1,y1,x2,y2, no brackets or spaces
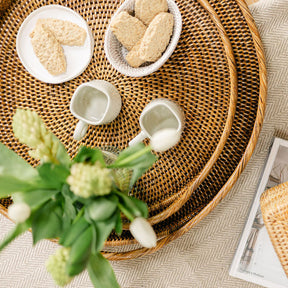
73,120,88,141
129,131,147,146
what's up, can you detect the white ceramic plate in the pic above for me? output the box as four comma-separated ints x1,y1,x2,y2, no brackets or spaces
16,5,94,84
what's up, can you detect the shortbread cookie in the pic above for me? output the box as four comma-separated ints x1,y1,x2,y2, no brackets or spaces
125,40,145,68
110,11,146,51
30,24,66,75
135,0,168,25
30,18,87,46
139,12,173,62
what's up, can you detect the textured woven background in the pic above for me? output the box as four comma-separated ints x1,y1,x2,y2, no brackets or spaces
1,0,287,287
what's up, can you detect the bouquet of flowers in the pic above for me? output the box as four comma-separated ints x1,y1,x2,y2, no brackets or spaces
0,109,180,287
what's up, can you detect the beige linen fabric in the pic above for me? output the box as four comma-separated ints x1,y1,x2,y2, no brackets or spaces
1,0,288,287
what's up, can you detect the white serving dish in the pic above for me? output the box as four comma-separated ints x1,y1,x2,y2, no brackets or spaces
104,0,182,77
16,5,94,84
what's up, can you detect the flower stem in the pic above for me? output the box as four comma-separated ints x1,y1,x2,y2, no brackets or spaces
72,207,85,224
109,146,152,168
117,203,134,222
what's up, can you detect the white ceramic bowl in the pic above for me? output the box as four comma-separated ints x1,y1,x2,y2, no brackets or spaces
104,0,182,77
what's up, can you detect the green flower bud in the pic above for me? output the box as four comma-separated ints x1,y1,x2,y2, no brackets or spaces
67,162,112,198
12,109,60,163
46,247,72,287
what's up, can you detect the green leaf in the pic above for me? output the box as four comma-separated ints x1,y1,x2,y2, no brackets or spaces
59,216,89,247
61,185,76,231
66,259,87,277
0,221,30,252
92,213,118,252
0,176,35,198
117,202,134,222
129,167,150,188
63,196,76,222
91,223,97,254
67,226,93,276
73,146,105,166
0,142,38,180
112,143,146,163
129,196,149,218
108,144,157,187
88,252,120,288
87,196,118,222
37,163,70,189
55,140,71,168
116,191,148,218
32,200,63,244
84,208,93,224
72,206,84,223
13,189,58,208
74,196,91,206
61,184,76,201
62,199,76,232
109,143,157,169
114,211,123,236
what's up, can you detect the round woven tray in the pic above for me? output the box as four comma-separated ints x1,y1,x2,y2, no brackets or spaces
99,0,267,259
0,0,237,225
0,0,267,261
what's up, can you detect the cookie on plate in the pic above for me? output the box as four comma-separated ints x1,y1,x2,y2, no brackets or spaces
30,18,87,46
30,24,66,75
110,11,146,51
135,0,168,25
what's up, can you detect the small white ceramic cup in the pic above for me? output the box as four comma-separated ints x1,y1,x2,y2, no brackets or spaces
70,80,121,141
129,98,184,146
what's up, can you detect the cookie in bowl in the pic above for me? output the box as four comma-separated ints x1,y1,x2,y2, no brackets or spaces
135,0,168,25
110,11,146,51
104,0,182,77
126,12,174,67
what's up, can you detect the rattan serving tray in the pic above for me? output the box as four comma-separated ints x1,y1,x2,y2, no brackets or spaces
0,0,237,224
99,0,267,259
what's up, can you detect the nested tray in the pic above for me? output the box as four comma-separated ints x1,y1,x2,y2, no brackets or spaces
0,0,237,224
100,0,267,259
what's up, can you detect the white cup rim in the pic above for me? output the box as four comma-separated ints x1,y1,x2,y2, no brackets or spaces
139,101,182,138
70,83,110,125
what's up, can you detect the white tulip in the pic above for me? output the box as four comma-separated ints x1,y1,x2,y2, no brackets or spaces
8,203,31,223
150,128,181,152
130,217,157,248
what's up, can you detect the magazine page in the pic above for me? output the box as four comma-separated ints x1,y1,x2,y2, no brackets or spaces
230,138,288,288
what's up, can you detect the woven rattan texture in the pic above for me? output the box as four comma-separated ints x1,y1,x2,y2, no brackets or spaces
0,0,267,260
100,0,267,258
260,182,288,277
0,0,12,14
0,0,235,223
